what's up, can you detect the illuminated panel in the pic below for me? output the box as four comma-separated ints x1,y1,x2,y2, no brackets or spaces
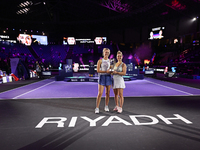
63,37,76,45
149,27,165,40
63,37,107,45
32,35,48,45
144,59,150,65
94,37,107,45
17,34,32,46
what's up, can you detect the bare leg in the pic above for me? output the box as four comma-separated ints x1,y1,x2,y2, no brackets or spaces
105,85,111,106
119,88,124,108
96,84,104,108
113,89,119,106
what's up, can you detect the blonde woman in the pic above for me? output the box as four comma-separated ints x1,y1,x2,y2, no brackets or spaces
112,51,127,113
95,48,112,114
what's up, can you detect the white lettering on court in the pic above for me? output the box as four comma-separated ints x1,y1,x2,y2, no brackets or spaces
68,117,78,127
81,116,105,127
129,115,159,125
102,116,132,126
35,117,67,128
35,114,193,128
157,114,193,124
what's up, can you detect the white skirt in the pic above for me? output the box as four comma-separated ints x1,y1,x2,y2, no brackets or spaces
112,75,125,89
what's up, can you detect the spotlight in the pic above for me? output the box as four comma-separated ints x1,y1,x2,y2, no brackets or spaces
193,17,197,21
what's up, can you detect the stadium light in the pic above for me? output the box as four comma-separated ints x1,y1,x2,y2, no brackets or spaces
19,1,33,7
17,1,32,14
193,17,197,21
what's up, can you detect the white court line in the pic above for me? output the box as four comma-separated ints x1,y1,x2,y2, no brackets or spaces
145,80,193,95
0,78,51,95
145,77,200,90
10,94,199,100
12,81,55,99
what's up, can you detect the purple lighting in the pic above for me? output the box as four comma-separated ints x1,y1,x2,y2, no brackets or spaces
161,11,168,15
109,54,114,59
100,0,131,13
166,0,186,10
79,54,85,68
128,54,133,59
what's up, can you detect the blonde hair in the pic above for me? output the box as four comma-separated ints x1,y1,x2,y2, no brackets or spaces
102,48,110,56
117,50,123,56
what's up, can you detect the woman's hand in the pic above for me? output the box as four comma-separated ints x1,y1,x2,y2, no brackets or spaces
113,71,117,74
106,69,111,74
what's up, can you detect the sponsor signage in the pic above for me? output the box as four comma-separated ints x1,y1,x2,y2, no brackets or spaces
145,70,154,74
42,71,51,76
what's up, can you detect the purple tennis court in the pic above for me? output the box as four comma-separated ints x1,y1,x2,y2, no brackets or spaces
0,77,200,99
0,76,200,150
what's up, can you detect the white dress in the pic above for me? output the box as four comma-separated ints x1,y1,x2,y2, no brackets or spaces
112,63,125,89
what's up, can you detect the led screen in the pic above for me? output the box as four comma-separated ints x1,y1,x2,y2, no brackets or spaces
63,37,107,45
63,37,76,45
17,34,48,45
94,37,107,45
17,34,32,46
32,35,48,45
149,27,165,40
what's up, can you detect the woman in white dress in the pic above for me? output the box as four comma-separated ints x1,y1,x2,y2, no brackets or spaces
112,51,127,113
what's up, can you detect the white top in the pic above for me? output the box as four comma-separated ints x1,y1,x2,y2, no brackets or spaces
99,58,110,75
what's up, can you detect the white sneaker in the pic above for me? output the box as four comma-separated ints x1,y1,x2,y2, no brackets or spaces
104,105,109,112
113,106,118,111
117,107,123,113
95,108,99,114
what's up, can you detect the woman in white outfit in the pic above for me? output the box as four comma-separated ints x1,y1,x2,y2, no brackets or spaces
112,51,127,113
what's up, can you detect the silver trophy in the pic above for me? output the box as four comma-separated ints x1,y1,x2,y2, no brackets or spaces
110,58,116,72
